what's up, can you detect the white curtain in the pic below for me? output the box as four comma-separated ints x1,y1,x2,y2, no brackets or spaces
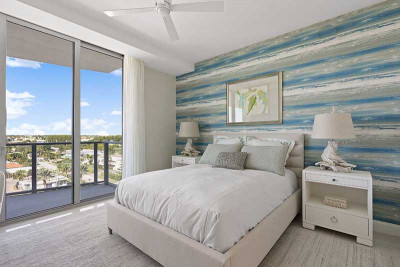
122,56,146,178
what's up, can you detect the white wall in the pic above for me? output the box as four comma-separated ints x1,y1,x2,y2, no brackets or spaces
144,67,176,172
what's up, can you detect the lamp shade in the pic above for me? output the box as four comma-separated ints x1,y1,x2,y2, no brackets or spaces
179,121,200,138
312,112,356,140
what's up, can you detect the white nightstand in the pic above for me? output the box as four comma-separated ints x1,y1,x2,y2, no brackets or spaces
302,166,373,246
172,155,201,168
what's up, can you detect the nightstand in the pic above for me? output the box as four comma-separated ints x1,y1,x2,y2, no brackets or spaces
302,166,373,246
172,155,201,168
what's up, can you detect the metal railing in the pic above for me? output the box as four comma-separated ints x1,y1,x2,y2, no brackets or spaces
5,141,121,196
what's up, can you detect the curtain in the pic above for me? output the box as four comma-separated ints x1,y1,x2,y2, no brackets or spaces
122,56,146,178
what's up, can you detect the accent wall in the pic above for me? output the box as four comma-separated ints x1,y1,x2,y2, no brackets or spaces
176,1,400,225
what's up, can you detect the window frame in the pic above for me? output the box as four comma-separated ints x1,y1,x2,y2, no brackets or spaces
0,15,123,222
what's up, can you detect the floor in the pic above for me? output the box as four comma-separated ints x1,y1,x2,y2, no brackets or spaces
0,199,399,267
5,183,116,219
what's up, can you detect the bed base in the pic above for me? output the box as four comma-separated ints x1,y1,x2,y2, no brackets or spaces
106,188,301,267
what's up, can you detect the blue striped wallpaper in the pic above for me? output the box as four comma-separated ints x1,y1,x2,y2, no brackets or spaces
176,1,400,225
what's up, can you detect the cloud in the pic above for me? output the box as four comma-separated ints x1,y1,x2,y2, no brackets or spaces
110,68,122,76
110,110,122,116
7,123,45,135
81,118,107,131
7,118,117,136
51,119,71,132
81,118,116,135
6,90,35,119
81,101,90,107
97,131,109,136
6,57,42,69
51,118,112,134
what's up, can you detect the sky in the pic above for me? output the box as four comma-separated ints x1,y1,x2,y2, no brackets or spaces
6,57,122,136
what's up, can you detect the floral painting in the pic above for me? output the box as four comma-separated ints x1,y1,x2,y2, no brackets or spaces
227,72,282,125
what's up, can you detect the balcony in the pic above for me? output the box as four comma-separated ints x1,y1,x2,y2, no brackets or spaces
5,141,121,219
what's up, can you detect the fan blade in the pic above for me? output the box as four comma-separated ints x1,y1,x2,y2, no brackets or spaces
163,15,179,41
171,1,224,12
104,7,155,17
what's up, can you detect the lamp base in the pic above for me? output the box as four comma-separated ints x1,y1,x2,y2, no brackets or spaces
315,141,356,173
181,138,200,157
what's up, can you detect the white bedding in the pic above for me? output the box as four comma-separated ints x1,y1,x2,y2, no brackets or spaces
114,164,298,253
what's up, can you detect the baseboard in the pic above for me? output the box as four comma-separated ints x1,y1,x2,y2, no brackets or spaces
374,220,400,237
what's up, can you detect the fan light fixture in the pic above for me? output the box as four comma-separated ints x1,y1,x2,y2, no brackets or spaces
104,0,225,41
157,1,171,16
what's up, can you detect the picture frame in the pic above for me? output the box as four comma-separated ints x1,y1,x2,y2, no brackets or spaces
226,71,283,125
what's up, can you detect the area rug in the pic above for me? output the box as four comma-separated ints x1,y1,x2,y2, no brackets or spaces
0,208,393,267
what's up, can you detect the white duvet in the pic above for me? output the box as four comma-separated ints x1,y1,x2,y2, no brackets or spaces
114,164,298,253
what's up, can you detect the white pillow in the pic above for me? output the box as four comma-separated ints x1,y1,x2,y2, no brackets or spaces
245,136,295,166
213,135,245,145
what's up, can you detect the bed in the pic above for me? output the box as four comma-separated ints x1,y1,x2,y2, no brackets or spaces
107,133,304,267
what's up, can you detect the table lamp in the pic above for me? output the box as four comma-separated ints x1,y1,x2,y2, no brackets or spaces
312,107,357,172
179,121,200,156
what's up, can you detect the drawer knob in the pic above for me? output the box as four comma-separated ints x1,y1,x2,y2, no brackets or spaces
331,216,338,223
332,178,337,182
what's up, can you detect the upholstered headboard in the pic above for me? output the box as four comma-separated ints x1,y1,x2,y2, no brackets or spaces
213,133,304,180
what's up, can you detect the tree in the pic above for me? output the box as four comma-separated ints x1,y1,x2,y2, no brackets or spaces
109,145,116,155
88,155,94,165
109,171,122,182
38,168,52,185
58,162,71,176
80,163,89,181
14,170,27,181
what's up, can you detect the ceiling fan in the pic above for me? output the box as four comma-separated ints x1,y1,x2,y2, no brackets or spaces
104,0,224,41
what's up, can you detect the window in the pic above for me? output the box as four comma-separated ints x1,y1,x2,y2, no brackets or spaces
0,18,123,221
80,46,122,201
5,22,74,218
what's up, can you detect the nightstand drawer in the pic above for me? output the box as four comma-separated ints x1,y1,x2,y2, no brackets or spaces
306,205,369,236
179,157,194,164
173,157,195,164
172,156,201,168
305,173,368,189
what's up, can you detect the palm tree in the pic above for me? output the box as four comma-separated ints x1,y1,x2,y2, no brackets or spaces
58,162,71,177
14,170,27,181
38,168,52,186
80,164,89,182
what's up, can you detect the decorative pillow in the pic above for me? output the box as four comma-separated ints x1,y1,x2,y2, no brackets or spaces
241,145,289,176
245,136,295,165
213,152,248,170
199,144,243,165
214,135,246,145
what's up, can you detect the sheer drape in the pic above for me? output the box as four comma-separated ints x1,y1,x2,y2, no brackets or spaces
122,56,146,178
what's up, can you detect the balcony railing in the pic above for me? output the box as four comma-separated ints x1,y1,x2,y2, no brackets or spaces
5,141,121,196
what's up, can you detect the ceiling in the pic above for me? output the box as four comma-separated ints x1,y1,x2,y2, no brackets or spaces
15,0,385,75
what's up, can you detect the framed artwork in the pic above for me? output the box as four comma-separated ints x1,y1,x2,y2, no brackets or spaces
226,71,282,125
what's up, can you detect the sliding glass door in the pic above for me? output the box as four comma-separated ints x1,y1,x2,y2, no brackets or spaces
4,21,74,219
79,45,122,201
0,16,123,222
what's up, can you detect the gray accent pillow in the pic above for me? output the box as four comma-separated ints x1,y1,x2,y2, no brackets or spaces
199,144,243,165
241,145,289,176
213,152,248,170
